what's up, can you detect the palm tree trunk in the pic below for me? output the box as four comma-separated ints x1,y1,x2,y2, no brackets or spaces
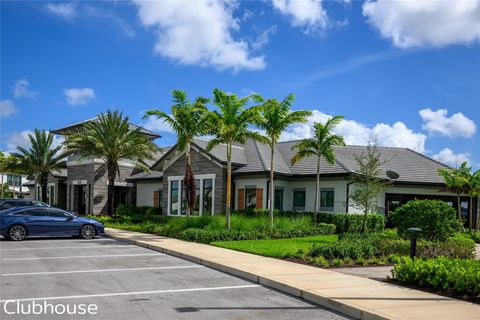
225,142,232,230
41,173,48,203
269,145,275,230
107,163,116,216
185,142,192,216
314,155,320,225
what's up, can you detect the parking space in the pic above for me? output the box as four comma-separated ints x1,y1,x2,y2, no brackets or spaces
0,237,348,320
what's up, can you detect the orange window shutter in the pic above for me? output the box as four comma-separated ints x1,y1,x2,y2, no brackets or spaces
238,189,245,210
153,191,159,208
256,188,263,209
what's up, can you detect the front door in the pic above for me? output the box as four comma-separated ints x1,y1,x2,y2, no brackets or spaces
76,185,86,215
274,189,283,210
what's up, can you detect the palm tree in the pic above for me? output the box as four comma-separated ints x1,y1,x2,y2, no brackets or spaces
291,116,345,224
144,90,208,216
64,111,158,216
438,163,470,226
3,129,67,203
253,93,312,229
206,89,268,229
459,165,480,232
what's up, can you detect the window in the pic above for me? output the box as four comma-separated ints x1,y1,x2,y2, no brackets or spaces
274,189,283,210
203,179,213,215
170,181,179,216
293,190,306,207
169,175,215,215
48,185,55,206
0,201,15,210
320,189,335,211
245,189,257,209
7,174,21,187
49,209,69,218
29,208,48,216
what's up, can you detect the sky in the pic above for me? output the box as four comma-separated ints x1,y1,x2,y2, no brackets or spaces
1,0,479,169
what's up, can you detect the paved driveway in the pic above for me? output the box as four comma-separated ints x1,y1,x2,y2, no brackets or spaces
0,237,348,320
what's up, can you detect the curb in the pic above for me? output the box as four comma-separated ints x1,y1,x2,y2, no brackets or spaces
105,231,393,320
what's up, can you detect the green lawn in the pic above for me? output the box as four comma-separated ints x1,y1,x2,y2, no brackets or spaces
212,235,338,258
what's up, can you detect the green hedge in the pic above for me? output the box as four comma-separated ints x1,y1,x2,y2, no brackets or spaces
392,257,480,296
180,223,336,244
234,209,384,233
392,199,459,241
308,233,475,260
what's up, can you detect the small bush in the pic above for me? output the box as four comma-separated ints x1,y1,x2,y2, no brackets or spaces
115,204,139,217
392,257,480,296
333,213,384,233
392,199,459,241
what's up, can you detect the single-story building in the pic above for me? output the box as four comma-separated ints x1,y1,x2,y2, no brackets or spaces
129,138,478,224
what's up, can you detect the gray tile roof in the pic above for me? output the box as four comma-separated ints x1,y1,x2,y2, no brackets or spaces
147,138,449,185
51,117,161,139
193,139,247,165
127,171,164,181
234,139,449,184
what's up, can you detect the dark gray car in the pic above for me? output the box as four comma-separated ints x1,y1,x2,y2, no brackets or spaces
0,199,49,211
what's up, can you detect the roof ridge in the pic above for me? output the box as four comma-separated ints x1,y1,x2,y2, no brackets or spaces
253,140,268,171
273,143,293,174
405,148,452,169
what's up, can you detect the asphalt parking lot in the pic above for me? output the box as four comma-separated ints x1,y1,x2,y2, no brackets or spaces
0,236,348,320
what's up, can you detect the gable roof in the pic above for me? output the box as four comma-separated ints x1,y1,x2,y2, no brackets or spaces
51,117,161,139
148,138,450,185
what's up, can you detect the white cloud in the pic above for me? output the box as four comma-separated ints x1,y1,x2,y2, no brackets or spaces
432,148,471,167
0,100,17,118
362,0,480,48
64,88,95,106
252,25,277,50
272,0,329,32
142,116,174,133
46,3,77,19
6,130,34,153
419,108,476,138
6,130,63,153
132,0,265,71
14,79,38,98
280,110,427,152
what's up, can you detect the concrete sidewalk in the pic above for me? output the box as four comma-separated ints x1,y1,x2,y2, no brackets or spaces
106,228,479,320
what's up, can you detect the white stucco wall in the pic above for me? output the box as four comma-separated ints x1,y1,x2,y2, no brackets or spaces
136,181,163,207
233,175,463,214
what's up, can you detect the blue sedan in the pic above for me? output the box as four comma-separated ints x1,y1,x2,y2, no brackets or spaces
0,207,105,241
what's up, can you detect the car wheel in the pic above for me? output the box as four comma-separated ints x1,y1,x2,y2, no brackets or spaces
8,225,27,241
80,224,96,239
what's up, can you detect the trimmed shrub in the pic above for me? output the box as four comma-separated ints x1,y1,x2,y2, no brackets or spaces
309,232,475,261
333,213,384,233
392,199,459,241
180,222,336,244
392,257,480,296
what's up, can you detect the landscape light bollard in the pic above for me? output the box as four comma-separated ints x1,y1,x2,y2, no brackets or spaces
407,227,422,259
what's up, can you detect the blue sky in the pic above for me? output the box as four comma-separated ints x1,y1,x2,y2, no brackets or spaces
1,0,479,168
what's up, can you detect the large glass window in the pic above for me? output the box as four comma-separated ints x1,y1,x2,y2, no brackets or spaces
245,189,257,209
320,189,335,210
48,185,55,206
203,179,213,215
293,190,306,207
170,181,179,215
7,174,21,186
181,179,201,215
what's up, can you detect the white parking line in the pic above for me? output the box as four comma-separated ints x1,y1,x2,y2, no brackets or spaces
0,245,134,251
1,253,163,261
0,285,262,303
2,265,203,276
